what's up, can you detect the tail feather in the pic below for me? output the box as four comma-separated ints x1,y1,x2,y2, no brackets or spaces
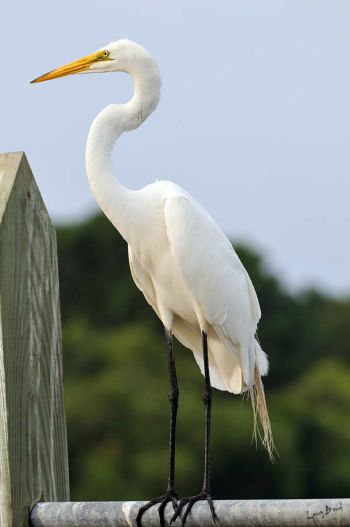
250,365,276,461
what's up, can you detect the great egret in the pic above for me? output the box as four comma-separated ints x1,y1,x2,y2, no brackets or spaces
32,39,274,526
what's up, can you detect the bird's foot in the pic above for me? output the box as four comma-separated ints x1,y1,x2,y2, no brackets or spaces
170,490,217,526
136,490,178,527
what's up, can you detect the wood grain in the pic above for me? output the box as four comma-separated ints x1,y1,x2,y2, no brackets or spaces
0,152,69,526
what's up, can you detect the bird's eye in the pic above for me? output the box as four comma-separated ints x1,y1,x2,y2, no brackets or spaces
96,50,111,61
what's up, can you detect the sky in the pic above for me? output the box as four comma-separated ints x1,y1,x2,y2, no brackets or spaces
1,1,350,295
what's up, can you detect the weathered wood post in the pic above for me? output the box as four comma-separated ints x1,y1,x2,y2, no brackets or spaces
0,152,69,526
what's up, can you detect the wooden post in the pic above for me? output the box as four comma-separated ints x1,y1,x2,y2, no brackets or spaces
0,152,69,527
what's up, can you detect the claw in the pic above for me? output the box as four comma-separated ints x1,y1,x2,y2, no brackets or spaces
171,494,178,512
170,492,217,527
158,496,170,527
136,491,178,527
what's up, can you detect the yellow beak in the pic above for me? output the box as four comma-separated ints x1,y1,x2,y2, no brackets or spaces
31,50,109,83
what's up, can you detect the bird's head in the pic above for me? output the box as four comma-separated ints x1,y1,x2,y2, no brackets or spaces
31,39,156,83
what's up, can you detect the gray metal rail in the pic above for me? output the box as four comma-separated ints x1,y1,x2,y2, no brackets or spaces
30,499,350,526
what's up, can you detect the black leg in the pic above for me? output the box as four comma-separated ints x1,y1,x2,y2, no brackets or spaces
171,331,217,526
136,328,179,527
202,331,213,496
166,328,179,493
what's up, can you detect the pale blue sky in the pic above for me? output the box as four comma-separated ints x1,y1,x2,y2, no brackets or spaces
1,1,350,294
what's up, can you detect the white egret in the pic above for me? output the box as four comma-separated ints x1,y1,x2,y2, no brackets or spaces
32,39,274,526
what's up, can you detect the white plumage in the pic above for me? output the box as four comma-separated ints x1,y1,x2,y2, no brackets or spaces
129,181,268,394
32,38,273,457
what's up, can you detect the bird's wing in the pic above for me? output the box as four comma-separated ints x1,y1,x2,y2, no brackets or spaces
164,193,261,384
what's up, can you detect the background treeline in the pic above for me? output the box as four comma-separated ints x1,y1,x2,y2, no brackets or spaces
57,214,350,500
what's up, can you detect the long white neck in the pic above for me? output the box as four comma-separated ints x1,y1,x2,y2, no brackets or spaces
85,58,161,243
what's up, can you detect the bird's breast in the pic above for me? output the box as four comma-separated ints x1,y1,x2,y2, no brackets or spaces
129,240,200,328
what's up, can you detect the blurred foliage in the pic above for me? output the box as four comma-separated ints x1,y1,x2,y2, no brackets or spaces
56,214,350,500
